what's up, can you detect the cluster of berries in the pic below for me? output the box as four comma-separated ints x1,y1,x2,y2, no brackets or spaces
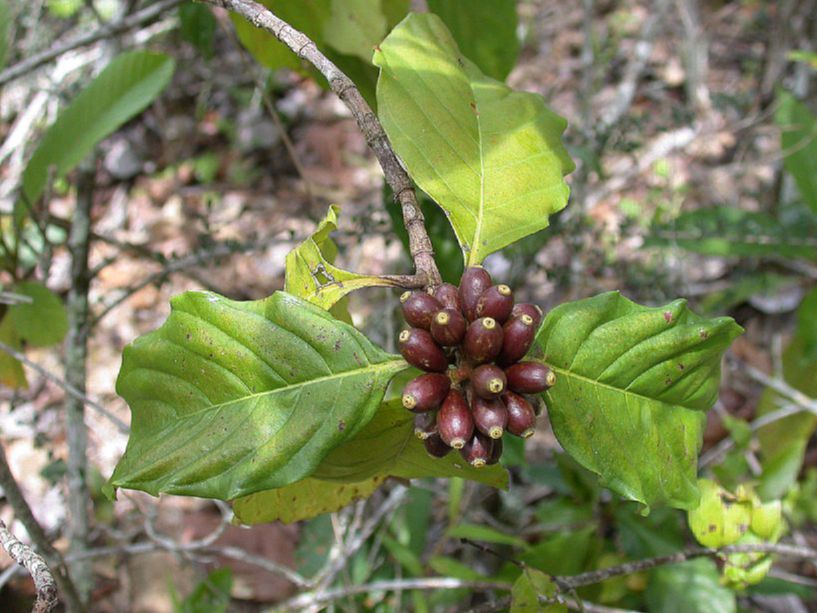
398,266,555,467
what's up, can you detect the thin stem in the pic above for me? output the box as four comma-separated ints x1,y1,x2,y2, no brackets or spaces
0,0,186,87
0,442,83,612
558,542,817,589
205,0,441,287
0,520,59,613
0,340,129,433
63,157,95,604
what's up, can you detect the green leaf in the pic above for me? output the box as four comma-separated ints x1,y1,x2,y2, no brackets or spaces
776,90,817,213
231,475,385,524
756,336,817,500
21,51,174,209
285,205,403,309
510,568,563,612
646,206,817,260
110,290,405,500
447,523,526,548
171,567,232,613
233,397,507,523
0,315,26,389
521,526,596,576
428,556,486,581
374,13,574,266
7,281,68,347
230,0,330,73
646,559,736,613
382,534,424,576
324,0,387,62
535,291,743,509
310,398,508,488
687,479,752,548
427,0,520,81
179,2,217,58
386,187,464,285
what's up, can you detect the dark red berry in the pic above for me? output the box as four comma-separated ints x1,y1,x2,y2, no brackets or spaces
424,432,452,458
505,361,556,394
463,317,503,363
503,391,536,438
459,266,492,320
511,303,543,328
433,283,462,312
402,373,451,412
471,364,506,399
398,328,448,372
400,291,443,329
487,436,503,465
430,308,467,346
475,284,514,322
438,389,474,449
498,314,536,365
472,395,508,439
414,412,437,440
460,432,493,468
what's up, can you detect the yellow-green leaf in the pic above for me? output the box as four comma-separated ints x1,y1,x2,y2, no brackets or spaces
285,205,404,309
374,13,573,266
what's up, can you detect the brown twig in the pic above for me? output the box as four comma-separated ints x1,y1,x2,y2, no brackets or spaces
0,0,185,87
0,341,129,433
0,443,83,612
557,542,817,589
0,520,59,613
205,0,442,288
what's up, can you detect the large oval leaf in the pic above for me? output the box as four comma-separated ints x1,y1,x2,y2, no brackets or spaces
232,398,508,524
534,292,742,509
374,13,574,266
110,291,406,500
21,51,174,208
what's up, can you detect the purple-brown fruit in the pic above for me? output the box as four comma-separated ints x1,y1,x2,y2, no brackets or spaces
498,314,536,365
438,389,474,449
400,291,443,329
463,317,503,364
503,391,537,438
402,373,451,412
487,436,503,465
475,284,514,323
511,303,543,328
505,361,556,394
414,412,437,440
424,433,452,458
433,283,462,312
459,266,492,320
471,364,507,399
472,396,508,439
460,432,493,468
398,328,448,372
430,308,467,346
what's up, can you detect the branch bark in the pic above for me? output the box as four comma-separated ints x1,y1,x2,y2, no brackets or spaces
63,158,95,605
205,0,442,288
0,0,185,87
0,443,83,612
0,521,58,613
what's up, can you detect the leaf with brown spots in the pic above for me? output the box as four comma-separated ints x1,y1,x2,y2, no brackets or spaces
534,291,742,510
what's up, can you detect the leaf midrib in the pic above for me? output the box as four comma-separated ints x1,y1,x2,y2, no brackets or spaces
128,358,406,421
549,364,701,414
